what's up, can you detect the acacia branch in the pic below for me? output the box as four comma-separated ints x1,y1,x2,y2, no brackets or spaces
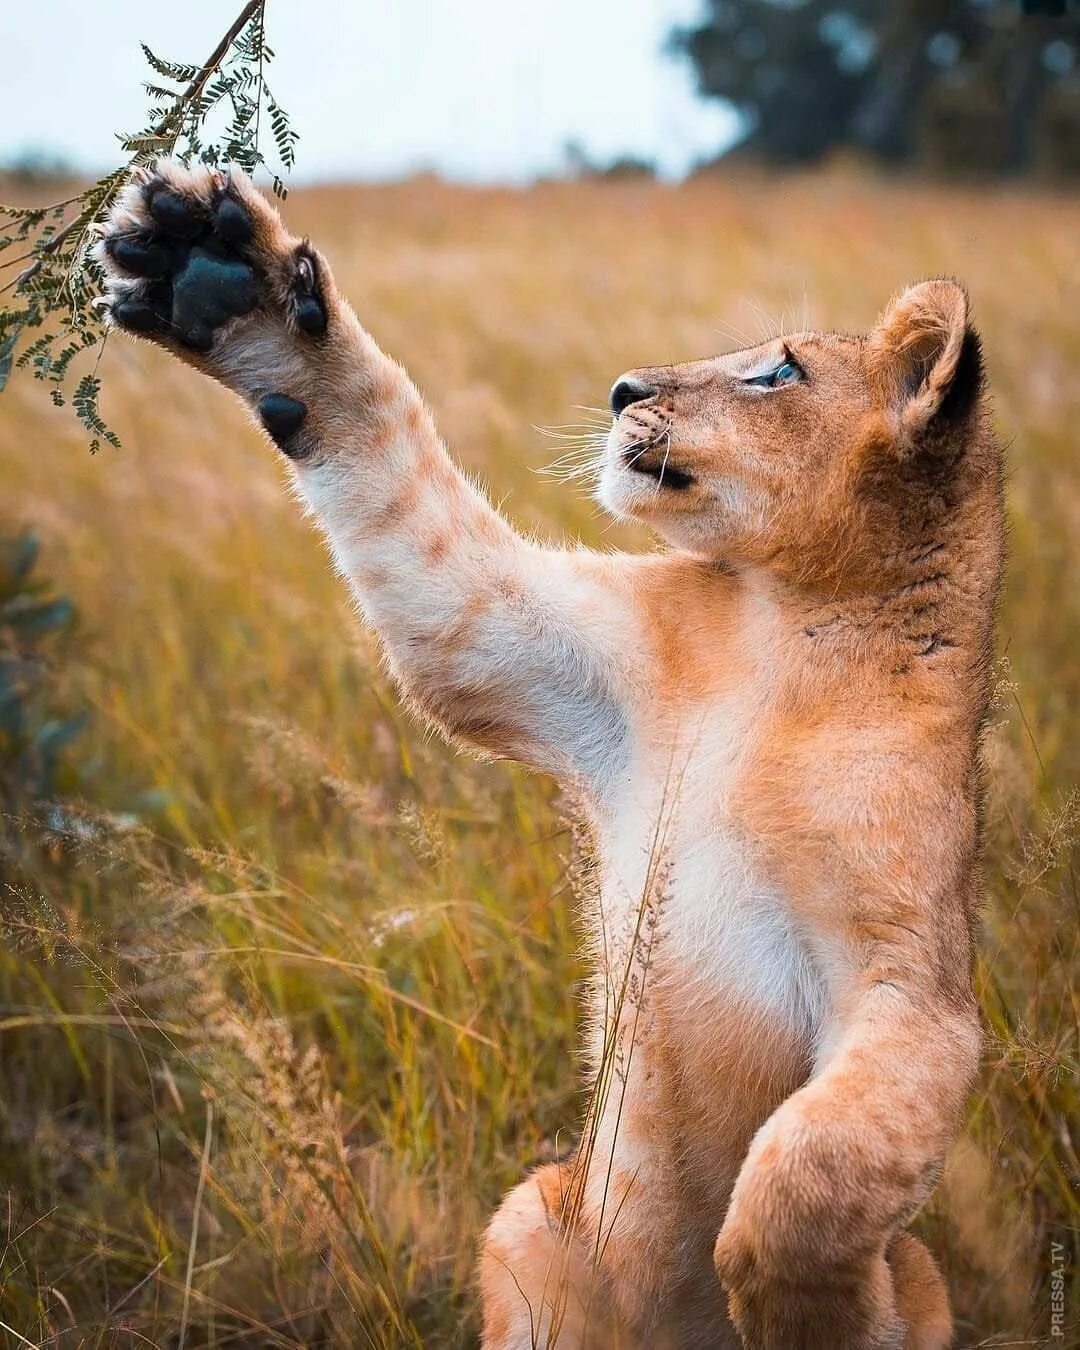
151,0,264,142
0,0,292,450
10,1,265,294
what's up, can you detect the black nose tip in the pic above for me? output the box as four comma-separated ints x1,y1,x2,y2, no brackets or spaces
610,376,658,417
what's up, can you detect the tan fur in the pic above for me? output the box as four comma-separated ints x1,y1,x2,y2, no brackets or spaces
99,164,1004,1349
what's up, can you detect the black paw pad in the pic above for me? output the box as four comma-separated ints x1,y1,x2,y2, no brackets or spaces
179,321,215,354
290,251,328,336
295,296,327,336
171,248,259,350
258,394,308,451
214,196,254,246
112,296,167,335
148,188,204,239
109,236,170,278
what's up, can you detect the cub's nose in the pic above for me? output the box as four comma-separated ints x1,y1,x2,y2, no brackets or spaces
609,376,658,417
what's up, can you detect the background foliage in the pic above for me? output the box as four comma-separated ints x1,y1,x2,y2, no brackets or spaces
675,0,1080,176
0,534,84,813
0,170,1076,1345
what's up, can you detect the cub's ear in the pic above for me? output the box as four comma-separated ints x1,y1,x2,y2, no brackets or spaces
867,279,983,445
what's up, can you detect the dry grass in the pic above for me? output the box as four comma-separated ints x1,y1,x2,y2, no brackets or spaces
0,169,1077,1347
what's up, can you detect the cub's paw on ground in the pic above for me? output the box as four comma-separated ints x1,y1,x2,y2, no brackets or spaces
96,160,327,358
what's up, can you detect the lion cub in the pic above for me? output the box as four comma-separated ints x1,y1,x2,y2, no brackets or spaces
98,161,1002,1349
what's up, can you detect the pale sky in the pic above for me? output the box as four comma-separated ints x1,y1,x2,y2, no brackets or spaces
2,1,741,182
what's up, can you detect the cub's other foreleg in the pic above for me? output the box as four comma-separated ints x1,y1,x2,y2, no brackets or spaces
714,985,975,1349
480,1162,598,1350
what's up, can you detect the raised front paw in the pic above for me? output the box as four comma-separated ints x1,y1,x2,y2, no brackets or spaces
97,159,327,355
96,160,336,454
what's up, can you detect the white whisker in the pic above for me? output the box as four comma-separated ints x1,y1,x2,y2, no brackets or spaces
714,319,756,351
656,427,673,490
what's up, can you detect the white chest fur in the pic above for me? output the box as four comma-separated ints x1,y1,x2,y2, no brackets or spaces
595,703,828,1040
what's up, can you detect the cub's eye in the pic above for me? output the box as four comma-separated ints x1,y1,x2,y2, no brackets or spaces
769,360,802,387
743,357,804,390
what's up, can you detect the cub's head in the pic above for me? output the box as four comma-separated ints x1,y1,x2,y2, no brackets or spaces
599,280,991,589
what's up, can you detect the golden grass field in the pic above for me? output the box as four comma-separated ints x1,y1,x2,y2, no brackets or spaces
0,170,1078,1347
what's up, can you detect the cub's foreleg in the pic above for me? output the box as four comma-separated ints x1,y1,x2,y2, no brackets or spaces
98,161,632,779
713,983,975,1349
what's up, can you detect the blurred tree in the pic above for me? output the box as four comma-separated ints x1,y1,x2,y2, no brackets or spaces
0,534,85,811
674,0,1080,178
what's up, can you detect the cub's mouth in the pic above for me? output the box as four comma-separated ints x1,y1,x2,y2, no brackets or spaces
621,441,694,490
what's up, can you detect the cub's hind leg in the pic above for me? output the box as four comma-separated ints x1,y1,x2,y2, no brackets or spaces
480,1161,612,1350
889,1233,952,1350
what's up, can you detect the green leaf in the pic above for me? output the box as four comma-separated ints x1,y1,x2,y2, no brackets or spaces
0,329,17,391
1,596,75,637
9,534,40,586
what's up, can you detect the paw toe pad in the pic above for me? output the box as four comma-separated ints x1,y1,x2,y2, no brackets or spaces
148,189,204,238
112,297,168,335
213,196,254,246
108,237,170,278
295,295,327,336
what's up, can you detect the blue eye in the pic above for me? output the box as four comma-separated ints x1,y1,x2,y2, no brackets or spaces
744,357,803,389
771,360,801,386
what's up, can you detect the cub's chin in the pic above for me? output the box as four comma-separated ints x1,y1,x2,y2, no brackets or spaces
596,462,733,557
598,456,692,519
